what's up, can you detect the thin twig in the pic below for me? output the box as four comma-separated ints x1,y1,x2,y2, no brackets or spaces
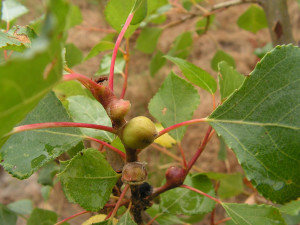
180,184,221,204
107,184,130,220
54,210,90,225
121,38,130,99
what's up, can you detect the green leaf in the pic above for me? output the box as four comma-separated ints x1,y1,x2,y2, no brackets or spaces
222,203,286,225
41,185,52,201
67,95,114,142
85,41,115,61
65,43,83,68
160,174,216,215
0,204,17,225
105,0,139,37
0,26,37,52
117,211,137,225
0,0,70,139
196,15,215,35
146,204,184,225
204,172,244,199
279,200,300,216
58,149,120,211
136,27,162,54
167,32,193,59
111,137,125,153
96,53,125,76
0,1,2,20
218,61,245,101
1,0,28,22
207,45,300,203
131,0,147,25
237,4,268,33
149,72,200,140
27,208,57,225
7,199,33,215
38,161,60,186
254,43,273,59
218,136,227,160
211,50,235,71
53,80,93,103
0,92,82,179
147,0,168,15
67,4,83,28
150,50,166,76
165,56,217,94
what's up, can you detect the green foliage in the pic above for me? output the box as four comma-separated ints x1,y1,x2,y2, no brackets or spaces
27,208,58,225
117,211,137,225
1,0,28,22
160,174,215,215
85,41,115,60
7,199,33,215
218,61,245,101
149,72,200,140
204,172,244,199
222,203,286,225
168,32,193,59
279,200,300,216
131,0,147,25
0,0,71,139
65,43,83,68
136,27,162,54
208,45,300,203
105,0,139,37
165,56,217,94
0,204,17,225
58,149,120,211
67,95,114,142
150,50,166,76
38,161,60,186
196,15,215,35
96,53,125,76
0,26,36,51
0,92,82,179
211,50,235,71
254,43,273,59
67,4,83,29
237,4,268,33
147,204,184,225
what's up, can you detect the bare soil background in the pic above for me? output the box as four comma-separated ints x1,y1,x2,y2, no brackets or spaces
1,0,300,224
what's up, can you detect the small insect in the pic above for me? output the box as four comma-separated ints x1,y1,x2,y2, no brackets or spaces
94,76,108,84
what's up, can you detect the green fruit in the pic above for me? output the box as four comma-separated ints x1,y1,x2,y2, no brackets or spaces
121,116,158,149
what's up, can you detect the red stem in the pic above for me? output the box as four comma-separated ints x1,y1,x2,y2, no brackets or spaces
214,217,231,225
106,184,130,220
180,184,221,204
10,122,116,135
54,210,90,225
187,126,212,172
86,136,126,159
178,143,187,168
120,38,130,99
108,13,134,92
63,73,99,89
157,118,206,138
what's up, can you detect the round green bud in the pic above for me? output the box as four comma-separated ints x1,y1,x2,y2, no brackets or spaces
121,116,158,149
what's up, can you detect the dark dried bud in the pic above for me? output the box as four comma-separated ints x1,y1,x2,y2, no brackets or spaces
122,162,147,185
165,166,186,188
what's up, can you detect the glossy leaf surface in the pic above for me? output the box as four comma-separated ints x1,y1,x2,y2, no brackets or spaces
160,174,215,215
218,61,245,101
58,149,119,211
208,45,300,203
136,27,162,54
149,72,200,140
165,56,217,94
67,95,114,142
222,203,286,225
0,92,82,179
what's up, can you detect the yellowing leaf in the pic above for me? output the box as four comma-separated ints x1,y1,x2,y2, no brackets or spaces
82,214,118,225
154,124,176,148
